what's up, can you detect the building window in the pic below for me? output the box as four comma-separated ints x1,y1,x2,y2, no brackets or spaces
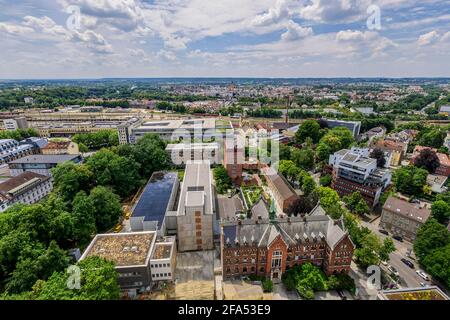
271,250,282,269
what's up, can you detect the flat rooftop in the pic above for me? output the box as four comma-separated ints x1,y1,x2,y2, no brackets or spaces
379,286,449,300
177,161,213,215
166,142,219,151
135,118,217,131
9,154,81,164
132,172,178,224
151,242,173,260
82,232,156,267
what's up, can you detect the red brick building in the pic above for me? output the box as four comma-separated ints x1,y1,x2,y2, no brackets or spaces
261,166,300,214
331,171,383,207
221,205,355,281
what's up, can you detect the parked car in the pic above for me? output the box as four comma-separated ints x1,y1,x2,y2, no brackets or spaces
416,270,430,281
379,229,389,235
337,290,347,300
388,265,399,277
381,260,388,266
393,235,403,242
401,258,414,269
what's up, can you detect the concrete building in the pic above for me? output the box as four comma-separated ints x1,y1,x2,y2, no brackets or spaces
150,237,177,282
0,171,52,212
80,231,177,294
323,119,361,138
221,205,355,281
3,117,28,130
166,143,220,166
41,140,80,155
329,149,392,207
8,154,82,176
119,118,231,144
118,117,143,145
0,139,39,165
380,196,431,242
130,172,179,236
261,166,300,214
176,161,214,252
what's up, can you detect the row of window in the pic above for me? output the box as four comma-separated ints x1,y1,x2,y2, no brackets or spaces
151,263,171,268
152,272,171,279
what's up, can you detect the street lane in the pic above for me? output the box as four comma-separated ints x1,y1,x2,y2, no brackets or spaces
359,218,428,289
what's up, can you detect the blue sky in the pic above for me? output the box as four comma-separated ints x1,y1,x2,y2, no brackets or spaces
1,0,450,78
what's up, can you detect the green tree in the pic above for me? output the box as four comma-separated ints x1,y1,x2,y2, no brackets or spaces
52,162,94,204
317,187,343,218
431,200,450,225
295,120,321,144
301,175,316,196
354,233,382,268
414,218,450,261
131,134,170,178
379,238,396,262
417,128,446,148
319,174,332,187
71,191,97,244
26,257,120,300
5,241,69,294
421,244,450,287
393,166,428,196
213,165,232,194
86,149,141,198
292,147,315,171
370,148,386,168
343,192,370,216
88,186,122,231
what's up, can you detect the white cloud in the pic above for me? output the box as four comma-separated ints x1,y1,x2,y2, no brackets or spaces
0,22,33,35
418,30,439,46
281,20,313,41
299,0,372,24
251,0,290,26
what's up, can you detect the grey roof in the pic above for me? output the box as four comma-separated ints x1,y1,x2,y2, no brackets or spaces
222,205,351,250
177,161,213,215
251,197,269,220
9,154,81,164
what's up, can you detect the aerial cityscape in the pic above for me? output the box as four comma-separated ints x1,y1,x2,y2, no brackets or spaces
0,0,449,307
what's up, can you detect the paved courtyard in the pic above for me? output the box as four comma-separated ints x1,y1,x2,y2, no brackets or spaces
174,250,215,300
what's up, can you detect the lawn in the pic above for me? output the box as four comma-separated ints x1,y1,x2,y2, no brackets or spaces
242,186,262,207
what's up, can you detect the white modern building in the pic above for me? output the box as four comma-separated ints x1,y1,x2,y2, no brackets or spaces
165,142,220,166
119,118,232,144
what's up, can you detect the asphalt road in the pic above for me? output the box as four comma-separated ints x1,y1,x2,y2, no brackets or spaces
359,218,430,289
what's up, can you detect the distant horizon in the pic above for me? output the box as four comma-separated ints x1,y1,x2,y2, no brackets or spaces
2,76,450,81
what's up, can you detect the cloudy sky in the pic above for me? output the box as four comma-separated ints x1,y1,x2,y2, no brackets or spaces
1,0,450,79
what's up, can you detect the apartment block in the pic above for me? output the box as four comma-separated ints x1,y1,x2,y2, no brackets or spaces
380,196,431,242
329,148,391,206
